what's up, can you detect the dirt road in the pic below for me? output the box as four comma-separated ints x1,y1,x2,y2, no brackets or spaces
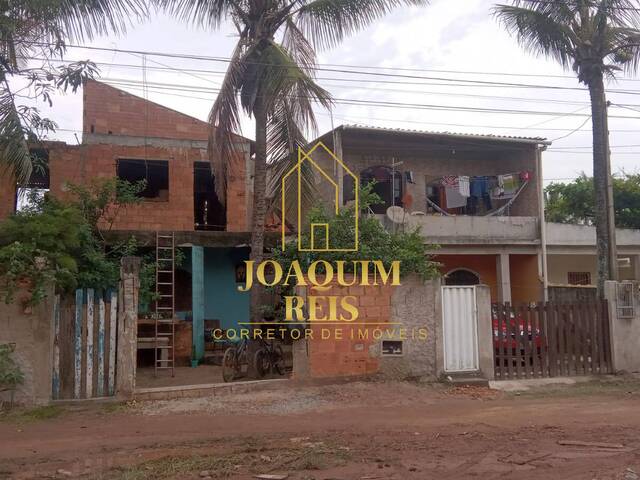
1,379,640,479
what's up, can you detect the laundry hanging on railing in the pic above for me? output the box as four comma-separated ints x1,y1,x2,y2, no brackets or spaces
432,171,533,216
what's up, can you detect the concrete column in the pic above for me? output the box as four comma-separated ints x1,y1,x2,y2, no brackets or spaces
191,246,205,362
604,280,640,373
475,285,494,380
116,256,140,399
496,253,512,303
633,255,640,281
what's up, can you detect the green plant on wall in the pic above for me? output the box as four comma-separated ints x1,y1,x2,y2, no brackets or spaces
274,182,440,280
0,178,155,305
0,344,24,394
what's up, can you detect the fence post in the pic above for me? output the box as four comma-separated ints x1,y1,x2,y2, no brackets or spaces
475,285,494,381
116,257,141,399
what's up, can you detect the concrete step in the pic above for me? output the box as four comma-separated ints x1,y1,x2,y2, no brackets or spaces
443,372,489,387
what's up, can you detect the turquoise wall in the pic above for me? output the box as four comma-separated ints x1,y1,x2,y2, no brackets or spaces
203,247,250,330
192,246,205,360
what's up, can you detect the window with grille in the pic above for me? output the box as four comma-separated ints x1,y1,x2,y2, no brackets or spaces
568,272,591,286
616,282,635,319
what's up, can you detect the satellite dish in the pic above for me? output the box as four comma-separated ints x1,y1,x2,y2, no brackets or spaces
386,205,407,224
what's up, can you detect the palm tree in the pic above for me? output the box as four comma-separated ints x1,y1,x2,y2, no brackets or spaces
0,1,147,184
494,0,640,296
156,0,430,321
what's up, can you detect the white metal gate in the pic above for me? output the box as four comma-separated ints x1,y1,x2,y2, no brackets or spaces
442,286,479,372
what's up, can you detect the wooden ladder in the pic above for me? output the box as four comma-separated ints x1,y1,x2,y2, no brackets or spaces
154,231,175,377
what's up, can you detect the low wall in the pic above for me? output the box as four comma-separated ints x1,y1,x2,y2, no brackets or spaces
292,276,442,381
605,281,640,373
0,286,55,405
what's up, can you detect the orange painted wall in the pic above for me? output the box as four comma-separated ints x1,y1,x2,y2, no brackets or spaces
435,254,498,300
510,254,542,303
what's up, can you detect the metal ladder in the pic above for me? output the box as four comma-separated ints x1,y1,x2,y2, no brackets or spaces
155,231,175,377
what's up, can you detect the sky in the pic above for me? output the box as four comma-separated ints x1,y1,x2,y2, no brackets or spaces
27,0,640,185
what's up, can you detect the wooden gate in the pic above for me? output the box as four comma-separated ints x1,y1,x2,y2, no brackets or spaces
493,302,611,380
52,289,118,399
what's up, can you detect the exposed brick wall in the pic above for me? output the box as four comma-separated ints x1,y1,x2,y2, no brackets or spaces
83,80,209,141
0,171,16,221
226,152,250,232
47,143,199,231
0,81,253,232
301,281,393,378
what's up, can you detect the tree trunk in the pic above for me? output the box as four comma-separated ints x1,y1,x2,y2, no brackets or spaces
250,98,268,320
588,74,614,297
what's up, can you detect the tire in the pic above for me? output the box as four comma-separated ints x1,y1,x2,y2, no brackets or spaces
222,347,237,383
254,348,268,378
273,345,285,376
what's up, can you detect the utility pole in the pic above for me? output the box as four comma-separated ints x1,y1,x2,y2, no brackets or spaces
604,100,618,281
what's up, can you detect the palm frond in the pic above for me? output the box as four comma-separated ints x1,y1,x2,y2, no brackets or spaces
208,42,251,205
266,98,317,221
0,81,31,184
152,0,241,29
494,4,576,70
259,41,332,117
19,0,148,43
282,18,317,72
295,0,430,50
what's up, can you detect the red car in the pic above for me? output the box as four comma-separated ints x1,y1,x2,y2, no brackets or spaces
492,306,543,356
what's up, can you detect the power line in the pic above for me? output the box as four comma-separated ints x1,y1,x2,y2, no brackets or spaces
31,55,640,109
99,77,640,119
23,42,640,96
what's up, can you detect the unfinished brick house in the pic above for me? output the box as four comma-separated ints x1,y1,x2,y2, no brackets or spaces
0,80,256,383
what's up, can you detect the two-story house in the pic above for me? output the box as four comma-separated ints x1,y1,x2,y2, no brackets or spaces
0,80,256,374
303,125,640,303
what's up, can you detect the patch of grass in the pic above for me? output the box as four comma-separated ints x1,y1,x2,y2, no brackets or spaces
110,453,250,480
1,405,65,423
101,402,130,415
107,442,353,479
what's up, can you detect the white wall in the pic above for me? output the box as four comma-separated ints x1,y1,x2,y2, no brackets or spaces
547,254,598,285
548,254,638,285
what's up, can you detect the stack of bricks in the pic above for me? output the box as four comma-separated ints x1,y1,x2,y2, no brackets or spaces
305,280,393,378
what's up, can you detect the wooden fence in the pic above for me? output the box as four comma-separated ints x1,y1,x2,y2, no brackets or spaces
492,302,611,380
52,289,118,399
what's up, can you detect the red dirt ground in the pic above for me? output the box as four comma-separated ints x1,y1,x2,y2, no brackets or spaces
1,378,640,479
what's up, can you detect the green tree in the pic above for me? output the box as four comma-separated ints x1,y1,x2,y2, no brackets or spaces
494,0,640,294
0,179,145,305
274,183,439,281
156,0,430,321
0,0,146,183
546,172,640,229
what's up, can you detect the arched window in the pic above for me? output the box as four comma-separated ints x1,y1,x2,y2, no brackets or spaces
445,268,480,286
360,166,403,214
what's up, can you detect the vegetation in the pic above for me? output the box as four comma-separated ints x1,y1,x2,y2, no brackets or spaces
0,0,146,183
0,344,23,394
546,173,640,229
274,183,439,280
0,178,157,306
495,0,640,294
155,0,431,321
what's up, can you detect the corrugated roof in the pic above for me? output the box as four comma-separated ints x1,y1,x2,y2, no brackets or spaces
338,124,551,145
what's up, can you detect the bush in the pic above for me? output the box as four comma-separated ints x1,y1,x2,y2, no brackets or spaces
0,344,24,392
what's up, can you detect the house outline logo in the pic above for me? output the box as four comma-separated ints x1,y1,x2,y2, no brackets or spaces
281,141,359,252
